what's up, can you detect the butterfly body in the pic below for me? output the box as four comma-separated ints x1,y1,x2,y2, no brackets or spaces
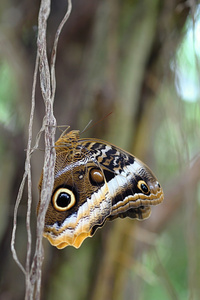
38,130,164,249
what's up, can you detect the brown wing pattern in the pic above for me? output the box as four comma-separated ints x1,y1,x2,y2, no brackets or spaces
38,130,164,249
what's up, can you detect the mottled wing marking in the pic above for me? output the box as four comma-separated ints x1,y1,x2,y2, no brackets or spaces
39,130,164,249
81,141,134,174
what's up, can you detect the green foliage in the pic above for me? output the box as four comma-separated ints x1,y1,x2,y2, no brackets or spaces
137,13,200,299
47,242,95,300
0,60,18,128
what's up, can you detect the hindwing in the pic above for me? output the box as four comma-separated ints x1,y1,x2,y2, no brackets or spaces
38,130,164,249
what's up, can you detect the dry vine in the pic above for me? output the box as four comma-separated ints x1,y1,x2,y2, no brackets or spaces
11,1,72,299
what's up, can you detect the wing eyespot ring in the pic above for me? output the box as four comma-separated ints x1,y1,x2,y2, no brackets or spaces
137,180,150,194
89,168,104,185
156,181,161,189
52,188,76,211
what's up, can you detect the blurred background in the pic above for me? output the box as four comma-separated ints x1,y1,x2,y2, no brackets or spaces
0,0,200,299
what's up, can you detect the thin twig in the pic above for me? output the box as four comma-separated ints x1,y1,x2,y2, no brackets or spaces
11,171,27,275
51,0,72,102
11,0,72,299
25,51,40,300
31,1,55,298
11,53,39,279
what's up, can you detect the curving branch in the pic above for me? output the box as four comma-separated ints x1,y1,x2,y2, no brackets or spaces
10,1,72,299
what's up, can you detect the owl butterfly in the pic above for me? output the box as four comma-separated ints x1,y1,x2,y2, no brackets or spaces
38,130,164,249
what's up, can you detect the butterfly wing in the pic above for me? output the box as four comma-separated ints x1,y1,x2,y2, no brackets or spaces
80,139,163,220
38,131,164,249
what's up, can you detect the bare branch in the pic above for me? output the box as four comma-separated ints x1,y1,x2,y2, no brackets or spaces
51,0,72,101
11,1,72,299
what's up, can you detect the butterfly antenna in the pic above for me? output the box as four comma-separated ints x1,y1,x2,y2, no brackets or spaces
58,125,71,137
81,112,113,134
81,120,93,134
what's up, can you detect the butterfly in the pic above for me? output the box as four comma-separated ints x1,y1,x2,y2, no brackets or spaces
38,130,164,249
